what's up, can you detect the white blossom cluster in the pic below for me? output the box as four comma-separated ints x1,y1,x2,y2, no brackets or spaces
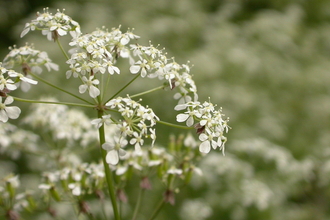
175,101,230,154
66,27,139,98
0,44,59,123
130,43,198,105
20,8,81,41
0,64,22,123
0,122,39,159
93,96,159,165
109,134,203,190
39,163,105,198
23,97,98,147
3,44,59,75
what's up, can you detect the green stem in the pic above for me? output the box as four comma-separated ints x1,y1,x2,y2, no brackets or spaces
106,73,141,103
29,72,94,105
130,85,165,98
131,188,145,220
148,198,165,220
56,38,70,60
12,96,96,108
156,120,194,130
97,110,120,220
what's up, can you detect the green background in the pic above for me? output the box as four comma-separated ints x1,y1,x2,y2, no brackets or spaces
1,0,330,219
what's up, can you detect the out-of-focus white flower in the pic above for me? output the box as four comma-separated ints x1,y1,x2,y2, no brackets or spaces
91,114,112,129
180,199,212,220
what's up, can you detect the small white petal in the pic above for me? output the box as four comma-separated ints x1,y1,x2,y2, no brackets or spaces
106,150,119,165
57,28,67,36
4,96,14,105
6,84,17,91
0,110,9,122
118,149,127,157
176,113,189,122
5,106,21,119
174,104,187,111
89,86,100,98
79,84,87,94
130,65,140,74
199,141,211,154
102,143,113,151
199,133,208,141
22,77,38,85
186,116,194,127
21,29,29,38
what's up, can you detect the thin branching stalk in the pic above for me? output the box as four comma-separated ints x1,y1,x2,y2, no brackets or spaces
148,198,165,220
12,96,96,108
97,110,120,220
130,85,165,98
29,72,94,105
106,73,141,103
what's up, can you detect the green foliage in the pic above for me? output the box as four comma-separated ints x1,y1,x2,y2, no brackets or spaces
1,0,330,219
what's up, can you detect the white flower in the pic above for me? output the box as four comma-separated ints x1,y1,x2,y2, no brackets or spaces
0,75,17,91
129,132,144,153
79,76,100,98
199,132,218,154
91,114,112,129
129,59,150,77
167,167,183,175
103,59,120,75
8,71,38,85
0,96,21,123
68,183,81,196
102,137,127,165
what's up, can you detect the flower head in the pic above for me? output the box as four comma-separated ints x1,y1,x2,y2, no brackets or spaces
105,96,159,152
175,100,230,154
21,8,81,41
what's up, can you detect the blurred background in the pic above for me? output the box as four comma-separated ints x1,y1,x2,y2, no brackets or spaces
1,0,330,219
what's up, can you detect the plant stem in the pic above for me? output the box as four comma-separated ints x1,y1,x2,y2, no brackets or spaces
130,85,165,98
56,38,70,60
156,120,194,130
12,96,96,108
29,72,94,105
97,110,120,220
148,198,165,220
106,73,141,103
131,188,145,220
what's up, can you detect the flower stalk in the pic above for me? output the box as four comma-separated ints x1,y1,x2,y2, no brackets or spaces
97,109,120,220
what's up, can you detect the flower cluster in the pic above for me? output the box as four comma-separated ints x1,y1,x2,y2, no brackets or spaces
23,97,98,147
3,44,59,75
0,64,23,122
175,100,230,154
66,27,139,98
98,97,158,164
129,43,198,105
0,174,34,218
110,134,203,204
20,8,81,41
39,163,105,198
2,44,58,92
